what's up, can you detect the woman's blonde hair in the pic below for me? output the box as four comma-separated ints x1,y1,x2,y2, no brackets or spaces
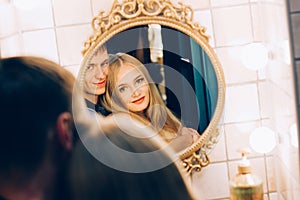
101,53,181,141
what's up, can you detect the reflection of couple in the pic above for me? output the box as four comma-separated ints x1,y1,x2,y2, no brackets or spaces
83,45,199,152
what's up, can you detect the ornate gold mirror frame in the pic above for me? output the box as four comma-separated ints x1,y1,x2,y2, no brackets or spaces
79,0,226,174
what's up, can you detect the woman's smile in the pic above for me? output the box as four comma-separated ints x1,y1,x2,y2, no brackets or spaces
132,96,145,104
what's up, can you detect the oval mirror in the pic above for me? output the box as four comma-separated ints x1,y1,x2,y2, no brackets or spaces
79,0,225,174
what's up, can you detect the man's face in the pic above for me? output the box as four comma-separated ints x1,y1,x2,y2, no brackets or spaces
84,49,109,96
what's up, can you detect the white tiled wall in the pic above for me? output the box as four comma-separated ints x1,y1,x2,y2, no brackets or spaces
216,46,258,84
192,162,230,199
52,0,92,26
212,5,253,46
0,0,298,199
0,34,23,57
91,0,114,15
0,3,21,57
211,0,248,7
16,0,54,31
22,29,58,62
225,84,261,123
55,24,92,66
0,4,18,37
194,10,215,47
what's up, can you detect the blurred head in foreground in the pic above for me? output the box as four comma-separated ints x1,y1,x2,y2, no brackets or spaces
0,56,77,200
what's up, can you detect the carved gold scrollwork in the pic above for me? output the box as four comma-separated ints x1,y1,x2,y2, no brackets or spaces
82,0,209,56
182,151,210,175
182,128,220,175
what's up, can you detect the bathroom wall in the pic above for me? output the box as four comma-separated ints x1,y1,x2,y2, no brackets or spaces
0,0,298,199
191,0,299,199
277,0,300,199
0,0,22,57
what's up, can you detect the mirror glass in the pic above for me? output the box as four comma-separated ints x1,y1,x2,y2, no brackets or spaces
86,25,218,135
79,0,226,172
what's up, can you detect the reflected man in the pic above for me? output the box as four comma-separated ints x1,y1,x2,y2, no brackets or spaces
83,44,111,116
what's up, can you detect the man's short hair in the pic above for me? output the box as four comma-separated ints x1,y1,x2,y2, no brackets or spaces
94,43,107,56
0,56,75,178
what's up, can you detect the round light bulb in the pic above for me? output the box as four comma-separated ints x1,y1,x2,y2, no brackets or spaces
289,123,298,148
241,43,269,70
249,127,276,153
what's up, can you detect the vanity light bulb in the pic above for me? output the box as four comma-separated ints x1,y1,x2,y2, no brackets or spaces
249,127,276,154
289,123,298,148
241,43,269,70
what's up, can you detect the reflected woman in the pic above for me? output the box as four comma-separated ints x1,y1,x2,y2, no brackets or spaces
102,53,199,152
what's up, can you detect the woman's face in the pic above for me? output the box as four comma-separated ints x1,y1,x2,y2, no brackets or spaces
115,63,150,113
